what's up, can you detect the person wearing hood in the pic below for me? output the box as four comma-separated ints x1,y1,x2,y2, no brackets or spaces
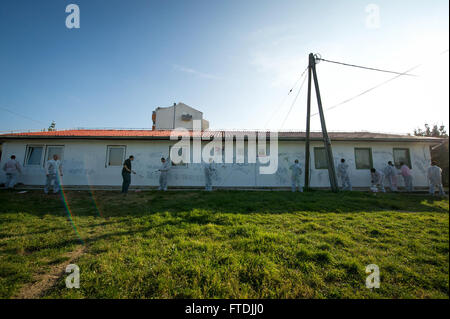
337,158,352,191
158,157,171,191
45,154,63,194
289,159,303,192
428,161,445,196
370,168,386,193
383,161,398,192
3,155,22,190
204,158,216,191
400,162,414,192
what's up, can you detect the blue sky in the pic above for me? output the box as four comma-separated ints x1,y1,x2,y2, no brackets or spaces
0,0,448,133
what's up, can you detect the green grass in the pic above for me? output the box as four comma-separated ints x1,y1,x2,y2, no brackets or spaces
0,189,448,299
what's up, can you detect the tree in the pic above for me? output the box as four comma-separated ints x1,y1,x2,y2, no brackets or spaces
414,124,449,187
414,124,448,137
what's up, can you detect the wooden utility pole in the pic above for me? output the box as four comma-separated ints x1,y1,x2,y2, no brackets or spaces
304,56,312,189
304,53,339,192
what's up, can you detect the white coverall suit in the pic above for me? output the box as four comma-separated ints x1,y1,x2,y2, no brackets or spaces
3,159,22,189
428,165,445,196
158,160,171,191
204,163,215,191
45,159,62,194
371,170,386,193
290,163,303,192
337,162,352,191
383,164,398,191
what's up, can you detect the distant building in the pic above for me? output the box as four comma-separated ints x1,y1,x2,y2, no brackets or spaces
152,102,209,130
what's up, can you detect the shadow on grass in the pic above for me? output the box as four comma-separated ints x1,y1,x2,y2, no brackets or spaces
0,189,448,219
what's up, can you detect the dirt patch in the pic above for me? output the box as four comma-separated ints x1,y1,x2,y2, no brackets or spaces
13,245,87,299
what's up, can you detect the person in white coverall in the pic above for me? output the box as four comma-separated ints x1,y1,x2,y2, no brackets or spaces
158,157,171,191
204,159,216,191
3,155,22,189
383,161,398,192
337,158,352,191
400,162,414,192
370,168,386,193
45,154,63,194
428,161,445,196
290,159,303,192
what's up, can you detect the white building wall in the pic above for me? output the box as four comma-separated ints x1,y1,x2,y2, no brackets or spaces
154,107,174,130
155,103,206,130
0,139,433,188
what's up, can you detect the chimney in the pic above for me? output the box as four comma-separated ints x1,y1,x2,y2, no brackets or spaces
152,111,156,130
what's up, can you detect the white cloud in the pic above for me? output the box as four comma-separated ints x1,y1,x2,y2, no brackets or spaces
172,64,221,80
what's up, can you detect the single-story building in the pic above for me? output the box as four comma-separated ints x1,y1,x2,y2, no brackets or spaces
0,129,443,190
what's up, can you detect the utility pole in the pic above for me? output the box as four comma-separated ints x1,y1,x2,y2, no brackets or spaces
304,53,339,192
304,56,312,190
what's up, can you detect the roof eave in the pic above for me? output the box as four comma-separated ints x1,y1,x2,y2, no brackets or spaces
0,135,444,143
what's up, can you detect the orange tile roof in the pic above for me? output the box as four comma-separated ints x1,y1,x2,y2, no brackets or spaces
1,129,173,137
0,129,444,142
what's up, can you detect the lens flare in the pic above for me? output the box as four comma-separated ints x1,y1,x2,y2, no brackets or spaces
86,173,103,218
58,176,85,245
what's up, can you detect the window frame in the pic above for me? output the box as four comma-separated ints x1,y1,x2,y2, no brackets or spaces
314,147,328,170
393,148,412,169
24,144,45,167
354,147,373,170
44,145,65,166
106,145,126,167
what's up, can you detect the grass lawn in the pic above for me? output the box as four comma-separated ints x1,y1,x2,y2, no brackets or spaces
0,189,448,299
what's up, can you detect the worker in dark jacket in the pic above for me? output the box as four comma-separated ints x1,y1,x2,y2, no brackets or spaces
122,155,135,194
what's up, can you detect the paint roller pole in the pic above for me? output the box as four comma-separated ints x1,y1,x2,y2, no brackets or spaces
310,53,339,192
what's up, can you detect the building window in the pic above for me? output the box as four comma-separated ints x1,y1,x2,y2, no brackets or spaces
25,145,44,166
354,148,373,169
314,147,328,169
45,146,64,163
106,146,126,167
393,148,412,169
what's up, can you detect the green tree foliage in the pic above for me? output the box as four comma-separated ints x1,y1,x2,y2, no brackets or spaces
414,124,448,137
414,124,449,186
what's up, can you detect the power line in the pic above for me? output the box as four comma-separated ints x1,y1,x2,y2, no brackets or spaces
0,106,46,125
281,70,308,128
316,57,417,77
311,48,450,117
288,66,309,94
263,66,308,129
310,64,420,117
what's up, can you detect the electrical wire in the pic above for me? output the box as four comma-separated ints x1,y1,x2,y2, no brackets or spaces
310,64,421,117
311,49,449,117
0,106,46,125
263,66,308,129
316,57,417,77
280,71,308,128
